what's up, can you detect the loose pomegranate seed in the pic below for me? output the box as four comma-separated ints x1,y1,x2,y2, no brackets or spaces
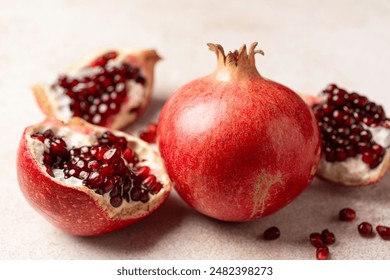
139,123,158,144
311,84,387,169
309,232,323,248
321,229,335,245
31,129,163,208
53,51,146,126
358,222,373,236
263,226,280,240
376,225,390,240
316,246,329,260
339,208,356,221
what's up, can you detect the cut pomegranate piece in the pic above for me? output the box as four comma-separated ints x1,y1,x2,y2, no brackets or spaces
305,84,390,186
376,225,390,240
339,208,356,221
33,49,160,130
17,118,171,236
263,226,280,240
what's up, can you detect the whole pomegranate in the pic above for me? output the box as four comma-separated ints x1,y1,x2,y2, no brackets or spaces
33,48,160,130
157,43,321,221
17,118,171,235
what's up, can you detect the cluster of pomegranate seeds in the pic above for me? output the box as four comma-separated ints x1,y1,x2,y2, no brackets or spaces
311,84,388,168
53,51,146,126
358,222,373,236
31,129,163,207
263,226,280,240
139,123,157,144
309,229,335,260
339,208,356,221
376,225,390,240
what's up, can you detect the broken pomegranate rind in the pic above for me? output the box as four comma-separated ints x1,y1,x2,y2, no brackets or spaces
310,84,390,186
33,49,160,130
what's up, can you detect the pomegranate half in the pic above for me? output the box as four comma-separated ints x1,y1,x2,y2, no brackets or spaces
17,118,171,236
33,49,160,130
157,43,321,221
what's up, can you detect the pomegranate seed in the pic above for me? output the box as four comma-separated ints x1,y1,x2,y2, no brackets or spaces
139,123,158,143
110,195,122,208
309,232,323,248
143,175,157,187
263,226,280,240
316,246,329,260
136,166,151,180
339,208,356,221
372,144,385,156
321,229,335,245
358,222,373,236
376,225,390,240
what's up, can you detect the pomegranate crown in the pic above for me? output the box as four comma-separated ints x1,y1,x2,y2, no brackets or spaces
207,42,264,80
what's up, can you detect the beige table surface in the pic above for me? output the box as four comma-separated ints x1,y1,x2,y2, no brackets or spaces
1,0,390,259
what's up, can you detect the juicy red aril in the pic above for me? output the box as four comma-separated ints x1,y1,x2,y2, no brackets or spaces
339,208,356,221
358,222,373,236
31,129,163,208
376,225,390,240
321,229,335,245
139,123,158,144
53,51,146,126
316,246,329,260
311,84,387,169
309,232,323,248
263,226,280,240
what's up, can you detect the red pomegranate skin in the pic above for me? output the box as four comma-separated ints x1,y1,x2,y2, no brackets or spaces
157,43,321,221
17,119,167,236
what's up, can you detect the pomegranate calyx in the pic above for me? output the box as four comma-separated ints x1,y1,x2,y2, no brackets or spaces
207,42,264,81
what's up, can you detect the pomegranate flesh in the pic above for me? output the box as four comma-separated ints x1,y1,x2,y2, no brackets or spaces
157,43,321,221
17,118,171,236
308,84,390,186
33,49,160,130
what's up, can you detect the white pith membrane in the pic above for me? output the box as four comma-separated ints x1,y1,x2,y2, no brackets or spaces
27,123,171,219
314,96,390,186
39,51,147,129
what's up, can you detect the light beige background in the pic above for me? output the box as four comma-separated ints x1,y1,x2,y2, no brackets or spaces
1,0,390,259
